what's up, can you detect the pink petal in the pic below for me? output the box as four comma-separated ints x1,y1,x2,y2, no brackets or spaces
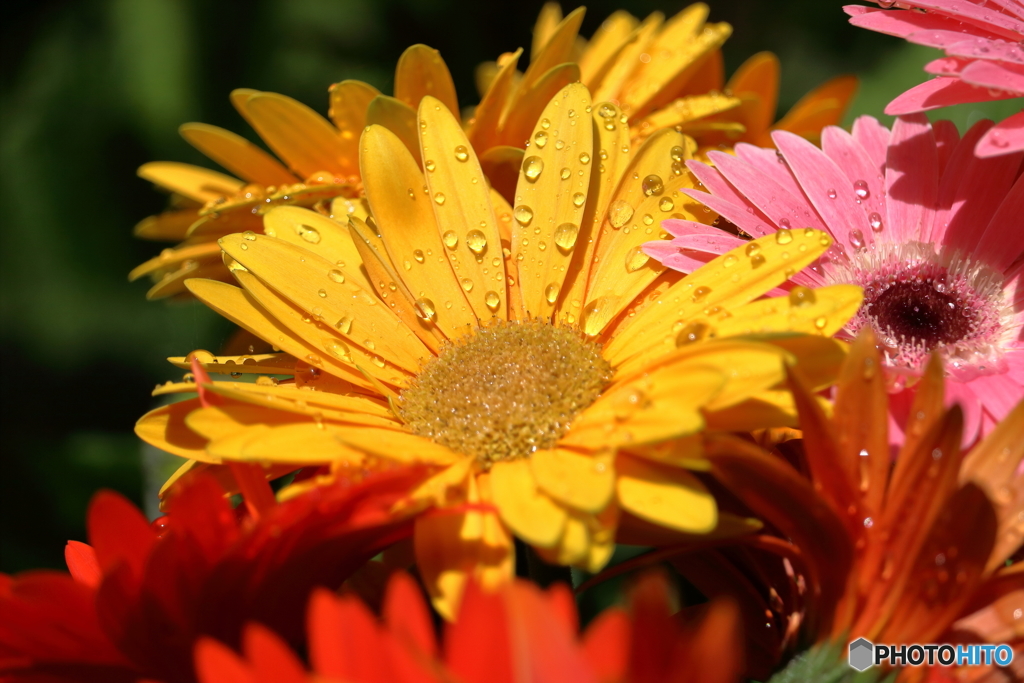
642,240,716,273
660,218,724,239
940,125,1023,256
821,125,887,236
852,115,891,174
664,233,747,254
847,7,1005,44
704,151,827,231
969,372,1024,423
974,172,1024,271
960,58,1024,93
679,190,776,238
686,159,776,234
932,119,962,177
905,0,1024,40
945,380,982,446
885,77,1017,114
924,56,972,76
975,109,1024,157
931,119,996,242
734,143,807,201
945,38,1024,66
885,115,939,243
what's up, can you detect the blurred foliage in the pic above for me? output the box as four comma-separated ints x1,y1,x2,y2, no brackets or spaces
0,0,1016,573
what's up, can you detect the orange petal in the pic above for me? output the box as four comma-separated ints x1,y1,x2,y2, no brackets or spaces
394,45,460,122
179,122,296,187
138,161,243,203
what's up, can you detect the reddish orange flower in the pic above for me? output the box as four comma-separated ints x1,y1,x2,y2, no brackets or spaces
0,469,426,683
680,332,1024,678
194,570,744,683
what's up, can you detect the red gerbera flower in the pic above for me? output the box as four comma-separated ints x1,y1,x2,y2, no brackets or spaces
844,0,1024,157
0,468,428,683
193,570,745,683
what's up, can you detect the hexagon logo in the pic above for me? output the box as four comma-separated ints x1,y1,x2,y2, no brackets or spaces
849,638,874,672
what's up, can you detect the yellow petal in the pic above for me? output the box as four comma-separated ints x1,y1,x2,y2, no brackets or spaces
202,380,398,425
603,228,834,368
583,504,619,572
365,95,422,165
136,398,215,463
333,426,462,465
179,122,296,187
347,217,445,352
620,12,732,118
328,80,380,153
133,208,200,241
185,404,305,440
394,45,460,122
166,352,298,376
723,52,779,139
592,12,662,103
577,10,639,86
498,63,581,150
360,124,478,338
632,93,741,137
402,457,475,510
468,49,522,151
146,260,234,300
703,390,806,431
262,206,374,293
220,233,431,373
138,162,243,203
530,449,615,513
129,241,223,282
516,7,585,103
242,91,354,178
714,284,863,339
510,82,593,319
414,473,514,620
616,453,717,533
532,3,564,61
562,366,722,450
772,76,859,143
418,97,507,320
582,130,701,334
756,334,848,390
240,423,365,464
534,510,591,567
489,458,567,547
488,188,525,320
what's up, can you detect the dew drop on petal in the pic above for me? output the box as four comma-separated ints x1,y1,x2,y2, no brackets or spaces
443,230,459,249
625,246,650,272
328,269,345,283
572,192,586,207
485,291,500,311
554,223,579,251
560,167,571,180
454,145,469,162
434,192,446,205
466,230,487,254
523,156,544,182
533,131,548,148
579,152,591,164
676,321,710,346
545,282,560,304
854,180,870,199
609,200,634,228
788,286,816,307
413,249,425,263
641,174,664,196
514,205,534,225
414,298,437,322
775,228,793,245
826,188,837,199
849,229,865,249
425,159,437,172
868,212,883,232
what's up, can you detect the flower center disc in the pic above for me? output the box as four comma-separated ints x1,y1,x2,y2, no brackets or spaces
398,319,612,467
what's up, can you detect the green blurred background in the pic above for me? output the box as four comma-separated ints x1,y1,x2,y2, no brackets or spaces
2,0,1018,573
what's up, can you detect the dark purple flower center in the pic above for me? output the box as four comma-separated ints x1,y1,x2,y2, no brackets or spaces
865,279,972,351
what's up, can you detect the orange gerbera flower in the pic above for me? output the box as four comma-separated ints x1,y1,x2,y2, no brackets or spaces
194,570,744,683
647,332,1023,680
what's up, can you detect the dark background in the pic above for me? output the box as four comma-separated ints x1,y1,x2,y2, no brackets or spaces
1,0,1017,573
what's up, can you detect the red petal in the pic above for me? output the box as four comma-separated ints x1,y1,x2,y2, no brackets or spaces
581,609,630,683
65,541,102,588
193,637,256,683
445,580,514,683
86,491,155,580
240,623,308,683
383,572,438,658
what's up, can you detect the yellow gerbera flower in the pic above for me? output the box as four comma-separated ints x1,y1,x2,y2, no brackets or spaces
137,83,862,616
130,44,464,300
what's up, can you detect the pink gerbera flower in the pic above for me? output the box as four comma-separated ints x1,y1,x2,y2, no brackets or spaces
643,114,1024,445
844,0,1024,157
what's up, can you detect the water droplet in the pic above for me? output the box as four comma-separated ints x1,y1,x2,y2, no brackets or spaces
579,152,591,164
523,156,544,182
598,103,617,118
466,230,487,254
454,145,469,161
751,254,766,268
691,286,711,302
572,192,586,207
775,228,793,245
461,277,474,292
676,321,710,346
298,225,321,244
722,255,738,268
533,131,548,148
443,230,459,249
325,340,350,360
485,291,500,311
659,197,674,212
514,205,534,225
414,298,436,321
868,212,883,232
413,249,425,263
853,180,870,199
609,200,634,228
335,316,353,334
849,229,865,249
745,243,761,257
641,174,664,196
670,145,686,162
625,246,650,272
554,223,579,251
317,288,327,298
613,388,647,419
242,231,257,241
433,192,446,205
540,118,550,129
328,269,345,283
813,316,827,330
788,286,816,307
863,517,874,528
826,188,837,199
544,282,560,304
424,159,436,172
